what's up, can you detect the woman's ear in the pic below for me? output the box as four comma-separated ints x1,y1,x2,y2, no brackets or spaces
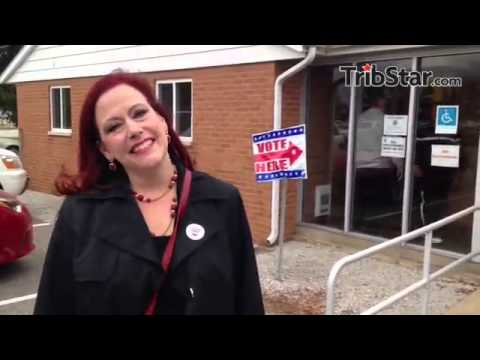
97,140,112,162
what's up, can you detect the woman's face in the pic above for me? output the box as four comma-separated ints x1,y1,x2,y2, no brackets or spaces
95,84,169,173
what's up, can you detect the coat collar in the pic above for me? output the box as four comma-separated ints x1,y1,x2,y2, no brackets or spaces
76,169,228,204
77,168,229,271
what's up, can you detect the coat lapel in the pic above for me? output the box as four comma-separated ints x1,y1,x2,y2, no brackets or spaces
95,197,160,265
77,170,230,271
169,199,221,271
167,170,231,271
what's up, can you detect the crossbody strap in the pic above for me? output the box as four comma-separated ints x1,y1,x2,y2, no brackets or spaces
144,168,192,315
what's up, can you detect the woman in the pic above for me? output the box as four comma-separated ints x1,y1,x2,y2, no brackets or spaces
34,72,264,315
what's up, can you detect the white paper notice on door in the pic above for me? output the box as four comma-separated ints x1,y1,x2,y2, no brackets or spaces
384,115,408,136
431,144,460,168
381,136,406,158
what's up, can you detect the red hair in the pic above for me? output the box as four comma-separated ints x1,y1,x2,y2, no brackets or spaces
55,72,194,195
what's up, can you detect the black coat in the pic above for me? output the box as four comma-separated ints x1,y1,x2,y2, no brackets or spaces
34,170,264,315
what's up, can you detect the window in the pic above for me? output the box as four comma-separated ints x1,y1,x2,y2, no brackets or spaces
156,80,192,142
50,86,71,135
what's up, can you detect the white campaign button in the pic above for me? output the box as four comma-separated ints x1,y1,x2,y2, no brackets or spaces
186,224,205,241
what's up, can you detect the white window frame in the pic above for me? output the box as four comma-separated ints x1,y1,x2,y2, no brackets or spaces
49,85,72,136
155,79,193,145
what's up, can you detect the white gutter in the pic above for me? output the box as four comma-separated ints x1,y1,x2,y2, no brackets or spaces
266,45,317,246
0,45,36,84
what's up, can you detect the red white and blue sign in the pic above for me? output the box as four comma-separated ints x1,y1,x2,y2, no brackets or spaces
252,125,307,183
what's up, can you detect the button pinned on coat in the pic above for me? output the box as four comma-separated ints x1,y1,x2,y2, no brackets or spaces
186,223,205,241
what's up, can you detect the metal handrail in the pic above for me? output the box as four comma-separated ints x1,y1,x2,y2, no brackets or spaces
325,205,480,315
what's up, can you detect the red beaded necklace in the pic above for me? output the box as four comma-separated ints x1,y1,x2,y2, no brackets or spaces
132,168,179,218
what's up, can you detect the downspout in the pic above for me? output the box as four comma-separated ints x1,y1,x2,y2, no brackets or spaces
266,45,317,246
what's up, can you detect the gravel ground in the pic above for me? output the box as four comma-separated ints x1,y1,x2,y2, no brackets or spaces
256,239,480,315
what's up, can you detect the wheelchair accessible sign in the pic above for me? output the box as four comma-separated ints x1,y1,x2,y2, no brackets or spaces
436,105,459,135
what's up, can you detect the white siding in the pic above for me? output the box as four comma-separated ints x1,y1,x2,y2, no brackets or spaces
8,45,305,83
285,45,305,52
36,45,62,50
323,45,432,56
28,45,136,61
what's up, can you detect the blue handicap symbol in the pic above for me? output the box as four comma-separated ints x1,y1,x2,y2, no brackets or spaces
437,106,458,126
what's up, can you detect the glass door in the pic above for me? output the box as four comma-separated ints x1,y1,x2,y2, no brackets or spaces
409,53,480,254
351,59,411,238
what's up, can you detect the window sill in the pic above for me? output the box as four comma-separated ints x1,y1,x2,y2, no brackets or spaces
48,130,72,137
180,137,193,147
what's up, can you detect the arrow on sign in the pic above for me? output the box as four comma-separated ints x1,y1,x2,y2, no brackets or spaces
254,141,303,166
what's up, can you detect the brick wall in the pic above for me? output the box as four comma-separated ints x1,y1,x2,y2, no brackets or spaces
16,62,307,246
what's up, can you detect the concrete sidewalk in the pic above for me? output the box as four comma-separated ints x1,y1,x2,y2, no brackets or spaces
446,289,480,314
18,190,64,224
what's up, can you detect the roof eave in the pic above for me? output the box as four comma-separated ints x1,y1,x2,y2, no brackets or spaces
0,45,37,84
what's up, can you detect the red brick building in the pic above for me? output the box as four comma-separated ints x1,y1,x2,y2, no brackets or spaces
0,45,313,246
3,45,480,257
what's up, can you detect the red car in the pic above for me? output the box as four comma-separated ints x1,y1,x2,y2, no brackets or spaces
0,190,34,265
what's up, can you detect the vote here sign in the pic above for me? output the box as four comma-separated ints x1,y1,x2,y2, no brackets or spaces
252,125,307,183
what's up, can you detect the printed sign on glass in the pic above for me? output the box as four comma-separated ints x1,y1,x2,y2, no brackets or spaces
435,105,459,135
431,144,460,168
381,136,406,158
384,115,408,136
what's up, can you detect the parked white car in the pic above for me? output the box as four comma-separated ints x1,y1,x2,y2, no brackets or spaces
0,148,28,196
0,128,20,154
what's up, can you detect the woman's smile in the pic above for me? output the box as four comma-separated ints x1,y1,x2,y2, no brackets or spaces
130,137,156,155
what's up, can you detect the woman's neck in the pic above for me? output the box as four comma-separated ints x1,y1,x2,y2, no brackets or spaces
127,157,175,195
